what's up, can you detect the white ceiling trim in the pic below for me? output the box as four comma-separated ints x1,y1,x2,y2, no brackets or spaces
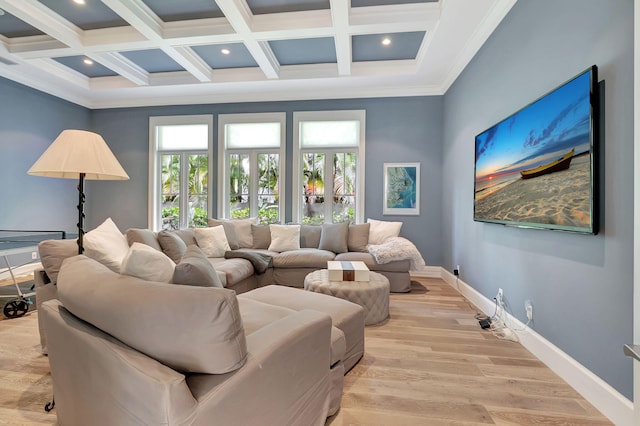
0,0,517,109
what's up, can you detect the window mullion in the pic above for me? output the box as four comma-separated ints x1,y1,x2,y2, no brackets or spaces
181,152,189,229
325,150,334,223
250,152,258,218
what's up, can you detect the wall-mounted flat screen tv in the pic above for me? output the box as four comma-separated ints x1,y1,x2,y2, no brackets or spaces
474,65,599,234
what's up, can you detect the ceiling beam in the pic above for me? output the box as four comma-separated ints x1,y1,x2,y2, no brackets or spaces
88,52,149,86
101,0,212,82
330,0,351,76
215,0,280,79
0,0,82,47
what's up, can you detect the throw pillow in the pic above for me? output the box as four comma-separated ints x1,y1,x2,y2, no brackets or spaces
207,219,239,249
318,222,349,253
83,217,129,273
268,224,301,252
125,228,161,251
173,245,223,288
157,230,187,263
195,226,230,257
367,218,403,245
300,224,322,248
38,239,78,284
348,223,370,252
251,224,271,249
121,242,175,283
208,218,257,249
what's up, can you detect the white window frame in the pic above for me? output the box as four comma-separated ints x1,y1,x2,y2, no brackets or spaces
148,115,214,230
217,112,286,222
293,110,366,224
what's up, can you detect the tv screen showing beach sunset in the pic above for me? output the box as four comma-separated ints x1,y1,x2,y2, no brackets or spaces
474,66,598,234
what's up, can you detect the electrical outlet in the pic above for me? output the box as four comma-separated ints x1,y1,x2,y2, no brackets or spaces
453,264,460,276
525,300,533,321
31,251,38,260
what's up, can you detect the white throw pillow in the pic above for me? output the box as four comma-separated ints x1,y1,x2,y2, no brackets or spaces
83,217,130,273
194,226,230,257
121,243,175,282
268,224,301,252
367,218,403,245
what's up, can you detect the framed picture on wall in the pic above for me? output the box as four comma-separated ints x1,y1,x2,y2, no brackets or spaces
383,162,420,215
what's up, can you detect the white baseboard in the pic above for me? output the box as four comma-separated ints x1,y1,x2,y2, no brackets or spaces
438,267,634,426
410,266,441,278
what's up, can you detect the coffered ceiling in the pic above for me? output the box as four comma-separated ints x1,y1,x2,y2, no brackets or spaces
0,0,515,109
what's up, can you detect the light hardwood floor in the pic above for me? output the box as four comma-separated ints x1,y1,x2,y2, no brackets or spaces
0,277,612,425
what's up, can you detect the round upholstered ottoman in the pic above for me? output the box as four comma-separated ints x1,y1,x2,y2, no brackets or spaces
304,269,390,325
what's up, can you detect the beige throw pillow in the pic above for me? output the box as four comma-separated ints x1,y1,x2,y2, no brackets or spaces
268,224,301,252
367,218,403,245
157,231,187,263
318,222,349,253
172,245,223,288
348,223,370,252
195,226,230,257
121,243,175,283
83,217,129,273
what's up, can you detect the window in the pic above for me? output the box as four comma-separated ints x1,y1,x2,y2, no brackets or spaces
149,116,213,230
218,113,286,223
293,111,365,224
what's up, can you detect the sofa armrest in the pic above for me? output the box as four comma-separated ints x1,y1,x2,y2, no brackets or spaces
41,300,198,426
34,268,57,354
187,309,333,426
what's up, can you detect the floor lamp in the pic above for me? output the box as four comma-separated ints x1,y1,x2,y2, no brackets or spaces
28,129,129,255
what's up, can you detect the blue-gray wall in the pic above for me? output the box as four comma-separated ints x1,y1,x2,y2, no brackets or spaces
89,97,444,266
0,0,632,400
442,0,633,399
0,77,91,233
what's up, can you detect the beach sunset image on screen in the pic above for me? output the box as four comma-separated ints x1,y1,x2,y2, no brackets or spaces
473,66,598,234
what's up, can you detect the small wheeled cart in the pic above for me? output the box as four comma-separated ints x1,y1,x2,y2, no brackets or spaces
0,230,67,319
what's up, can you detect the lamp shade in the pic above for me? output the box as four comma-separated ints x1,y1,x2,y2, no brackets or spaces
28,129,129,180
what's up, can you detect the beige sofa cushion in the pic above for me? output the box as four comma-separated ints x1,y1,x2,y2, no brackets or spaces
251,224,271,249
237,297,345,367
335,252,410,272
57,255,247,374
300,225,322,248
348,223,370,252
157,230,187,263
209,258,254,287
172,245,223,288
318,222,349,253
38,239,78,284
272,248,335,268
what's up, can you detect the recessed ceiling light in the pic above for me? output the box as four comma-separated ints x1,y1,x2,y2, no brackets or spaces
221,48,231,55
83,58,94,65
381,37,391,46
73,0,86,5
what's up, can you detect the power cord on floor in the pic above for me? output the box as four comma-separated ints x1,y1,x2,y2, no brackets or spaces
487,292,532,342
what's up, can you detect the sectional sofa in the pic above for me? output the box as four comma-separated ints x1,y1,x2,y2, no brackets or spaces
34,217,423,424
42,255,365,425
